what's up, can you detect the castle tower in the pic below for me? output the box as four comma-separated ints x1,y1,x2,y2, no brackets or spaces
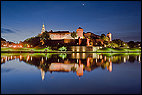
107,32,112,41
78,37,82,45
86,38,90,46
76,27,83,39
41,24,45,34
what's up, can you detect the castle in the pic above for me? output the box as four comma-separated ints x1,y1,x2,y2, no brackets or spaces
40,24,112,45
41,24,84,40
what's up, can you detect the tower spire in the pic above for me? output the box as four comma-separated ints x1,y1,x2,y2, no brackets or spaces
41,22,45,34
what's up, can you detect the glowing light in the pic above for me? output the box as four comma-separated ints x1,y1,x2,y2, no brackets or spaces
77,53,80,59
96,58,97,63
138,55,141,63
72,49,75,51
77,59,79,63
31,56,32,61
72,46,75,51
104,56,106,61
93,53,97,59
5,56,7,62
72,53,75,59
87,58,90,67
20,45,23,48
27,55,30,61
20,55,22,60
27,44,30,48
82,53,86,59
97,55,99,59
100,55,102,59
41,57,44,64
41,69,45,80
13,45,16,48
77,47,80,52
124,57,126,63
82,47,86,52
127,55,129,60
1,58,3,62
109,57,111,62
109,61,112,72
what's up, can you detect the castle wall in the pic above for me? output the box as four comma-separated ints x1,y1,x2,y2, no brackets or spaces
71,46,99,52
49,33,74,40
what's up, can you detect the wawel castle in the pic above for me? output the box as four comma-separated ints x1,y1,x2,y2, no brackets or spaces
40,24,112,46
41,24,84,40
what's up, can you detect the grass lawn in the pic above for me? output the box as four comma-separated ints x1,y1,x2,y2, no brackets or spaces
96,47,141,52
1,47,141,52
1,47,54,52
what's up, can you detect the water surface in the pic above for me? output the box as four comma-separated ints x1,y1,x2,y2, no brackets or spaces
1,53,141,94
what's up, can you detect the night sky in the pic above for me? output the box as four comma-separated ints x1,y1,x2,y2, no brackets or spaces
1,1,141,43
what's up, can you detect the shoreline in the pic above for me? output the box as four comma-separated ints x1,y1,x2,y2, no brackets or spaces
1,51,141,53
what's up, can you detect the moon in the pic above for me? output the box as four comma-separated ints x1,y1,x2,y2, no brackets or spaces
82,3,85,6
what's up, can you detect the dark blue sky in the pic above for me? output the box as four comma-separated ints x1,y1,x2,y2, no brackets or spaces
1,1,141,42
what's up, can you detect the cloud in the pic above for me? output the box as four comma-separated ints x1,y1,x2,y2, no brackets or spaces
1,28,16,33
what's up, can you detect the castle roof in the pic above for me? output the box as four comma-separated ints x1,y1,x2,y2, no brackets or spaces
48,31,70,34
78,27,83,29
54,31,69,33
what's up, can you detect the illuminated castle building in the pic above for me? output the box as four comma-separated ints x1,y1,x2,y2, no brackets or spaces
40,24,112,47
41,24,83,40
48,31,74,40
76,27,83,39
107,32,112,41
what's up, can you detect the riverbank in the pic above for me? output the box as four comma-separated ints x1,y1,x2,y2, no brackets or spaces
1,47,141,53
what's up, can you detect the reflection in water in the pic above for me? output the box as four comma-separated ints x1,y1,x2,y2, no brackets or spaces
41,68,45,80
1,53,141,80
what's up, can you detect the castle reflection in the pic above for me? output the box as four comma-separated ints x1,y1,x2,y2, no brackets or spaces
1,53,141,80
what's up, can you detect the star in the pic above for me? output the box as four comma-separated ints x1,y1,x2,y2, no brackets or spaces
82,3,85,6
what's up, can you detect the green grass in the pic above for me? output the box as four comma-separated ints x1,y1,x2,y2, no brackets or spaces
96,47,141,52
1,47,141,53
1,47,53,52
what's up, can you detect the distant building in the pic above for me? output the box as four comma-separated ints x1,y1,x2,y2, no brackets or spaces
76,27,83,39
48,31,74,40
107,32,112,41
41,25,84,40
40,24,112,46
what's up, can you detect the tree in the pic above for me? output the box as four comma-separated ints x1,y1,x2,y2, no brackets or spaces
71,31,77,39
41,31,49,40
59,53,67,59
58,46,67,51
112,39,123,47
23,37,41,47
102,36,109,41
45,46,52,51
101,34,106,39
127,41,135,48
